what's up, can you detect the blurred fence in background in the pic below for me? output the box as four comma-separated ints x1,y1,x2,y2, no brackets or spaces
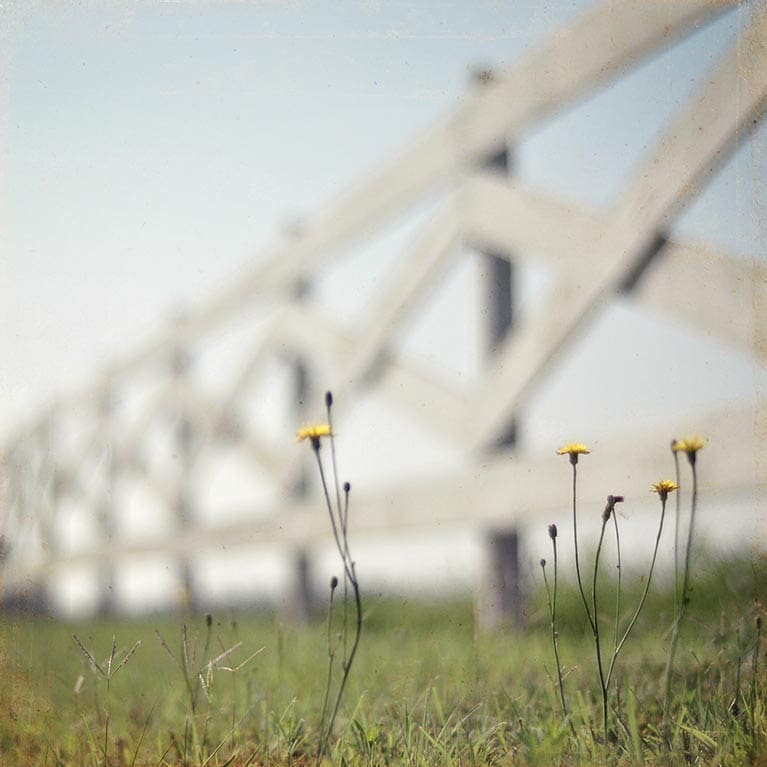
1,0,766,627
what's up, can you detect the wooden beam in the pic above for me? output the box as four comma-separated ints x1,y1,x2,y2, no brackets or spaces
279,303,468,443
460,174,767,361
0,0,736,461
454,0,737,161
6,402,761,589
469,6,767,447
333,203,461,391
634,239,767,359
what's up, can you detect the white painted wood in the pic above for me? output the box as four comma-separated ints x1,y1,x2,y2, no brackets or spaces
333,203,461,392
634,240,767,360
461,174,607,267
461,174,767,360
7,402,761,588
453,0,738,161
279,303,468,442
469,6,767,447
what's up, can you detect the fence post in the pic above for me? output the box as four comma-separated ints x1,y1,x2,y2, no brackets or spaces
172,333,197,612
473,68,526,632
96,382,119,615
283,272,315,624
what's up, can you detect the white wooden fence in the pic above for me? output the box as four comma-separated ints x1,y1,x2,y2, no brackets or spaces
1,0,766,625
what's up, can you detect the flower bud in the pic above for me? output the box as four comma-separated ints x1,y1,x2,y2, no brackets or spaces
548,523,557,540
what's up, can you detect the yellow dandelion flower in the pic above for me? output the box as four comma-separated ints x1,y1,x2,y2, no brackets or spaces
296,423,332,446
556,443,590,456
672,437,706,455
672,436,706,466
651,479,679,501
556,442,590,465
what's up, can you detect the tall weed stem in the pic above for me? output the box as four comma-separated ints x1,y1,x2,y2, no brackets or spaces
542,526,569,724
664,444,701,731
307,392,362,766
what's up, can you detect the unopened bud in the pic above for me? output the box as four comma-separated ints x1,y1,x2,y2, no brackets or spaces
548,523,558,540
325,391,333,408
539,558,547,569
205,613,212,628
603,494,624,522
343,481,351,494
330,575,338,590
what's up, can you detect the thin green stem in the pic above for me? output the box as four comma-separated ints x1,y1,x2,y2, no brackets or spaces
606,497,668,690
326,397,343,553
672,448,681,615
317,585,337,763
592,515,610,743
750,617,762,755
325,569,362,752
311,410,362,765
312,448,353,583
103,675,111,767
611,512,622,657
664,458,698,730
542,551,568,722
571,462,595,633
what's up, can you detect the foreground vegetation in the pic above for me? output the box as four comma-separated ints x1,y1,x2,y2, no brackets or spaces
2,407,763,764
0,554,764,766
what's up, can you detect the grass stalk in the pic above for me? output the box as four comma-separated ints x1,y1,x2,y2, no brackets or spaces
541,534,568,723
662,439,703,745
672,445,682,615
307,392,363,766
605,493,668,690
570,461,596,635
750,615,762,757
591,506,611,744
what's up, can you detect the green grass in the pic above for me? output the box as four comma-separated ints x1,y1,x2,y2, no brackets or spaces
1,553,765,766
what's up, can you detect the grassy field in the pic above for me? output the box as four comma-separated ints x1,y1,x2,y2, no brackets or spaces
1,553,764,766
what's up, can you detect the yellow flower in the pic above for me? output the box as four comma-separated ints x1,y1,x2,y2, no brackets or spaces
672,436,706,466
651,479,679,501
296,423,332,446
672,437,706,455
556,442,590,465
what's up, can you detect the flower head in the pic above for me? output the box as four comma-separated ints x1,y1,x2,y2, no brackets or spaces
548,523,558,540
556,442,590,465
296,423,332,449
672,437,706,465
602,494,624,522
651,479,679,502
